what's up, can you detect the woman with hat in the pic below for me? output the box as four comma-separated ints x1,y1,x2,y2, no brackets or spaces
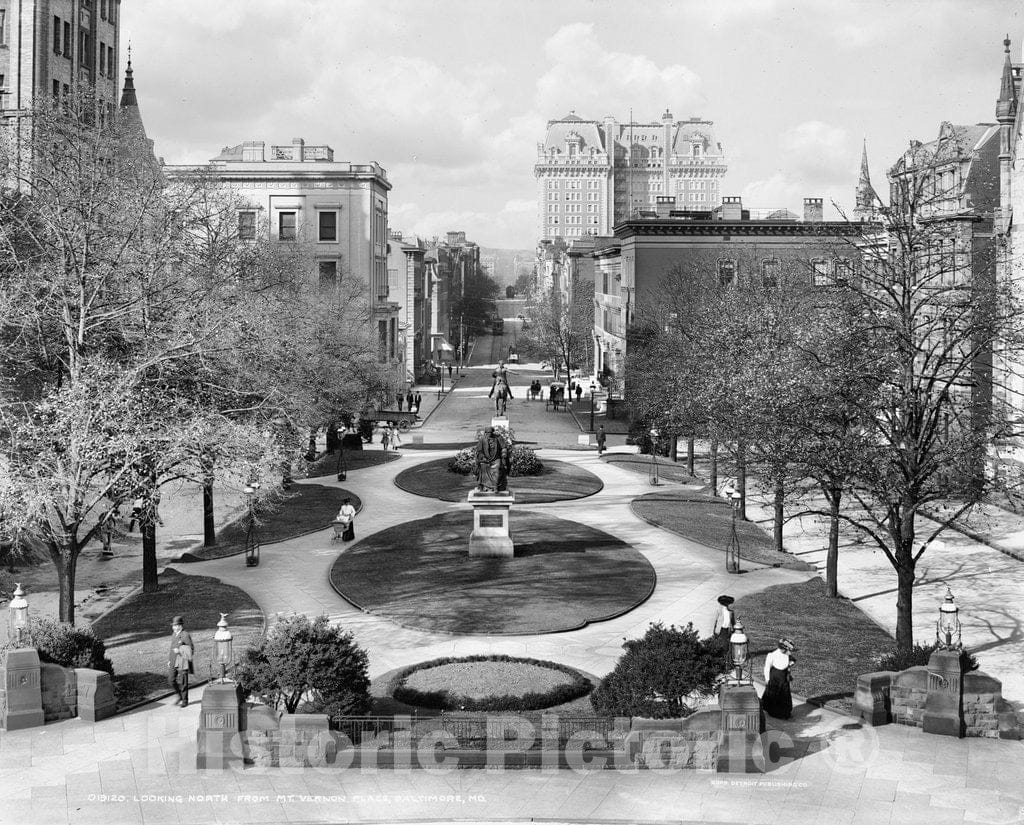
713,595,735,642
762,638,796,719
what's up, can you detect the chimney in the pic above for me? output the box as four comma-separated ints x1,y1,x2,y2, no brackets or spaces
241,141,265,162
803,198,824,222
292,137,306,161
720,196,742,221
655,195,675,218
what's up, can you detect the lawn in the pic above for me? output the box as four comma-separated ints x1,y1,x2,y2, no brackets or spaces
330,510,655,634
735,577,896,714
394,457,603,503
304,449,399,478
603,454,705,485
631,490,813,571
92,568,264,708
178,483,360,561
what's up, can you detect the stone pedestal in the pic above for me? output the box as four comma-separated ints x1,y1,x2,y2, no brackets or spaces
717,683,764,773
491,416,509,429
75,668,116,723
468,490,515,558
1,648,45,731
923,649,965,738
854,671,894,726
196,682,244,769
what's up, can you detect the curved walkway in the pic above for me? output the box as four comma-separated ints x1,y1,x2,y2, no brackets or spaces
182,445,812,681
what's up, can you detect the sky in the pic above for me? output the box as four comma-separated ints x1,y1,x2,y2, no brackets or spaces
123,0,1023,250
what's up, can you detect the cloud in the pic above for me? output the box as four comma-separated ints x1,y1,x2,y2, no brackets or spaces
780,121,854,181
390,199,538,250
535,23,705,119
740,173,850,219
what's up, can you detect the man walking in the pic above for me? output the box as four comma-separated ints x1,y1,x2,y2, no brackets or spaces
396,392,404,411
168,616,194,707
596,425,607,456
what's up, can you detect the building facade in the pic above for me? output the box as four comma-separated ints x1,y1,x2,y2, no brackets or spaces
594,196,863,399
535,110,727,242
165,138,401,391
386,231,425,388
0,0,120,120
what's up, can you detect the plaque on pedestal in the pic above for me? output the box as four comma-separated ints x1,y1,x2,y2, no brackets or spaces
717,683,764,773
922,650,965,738
1,648,45,731
196,682,244,769
468,489,515,557
491,416,509,429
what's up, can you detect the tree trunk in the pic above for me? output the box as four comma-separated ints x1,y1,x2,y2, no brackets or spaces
203,471,216,548
142,521,158,593
54,543,79,624
670,434,678,462
895,556,916,651
737,441,747,520
826,487,841,598
773,476,785,553
710,441,718,491
687,438,695,475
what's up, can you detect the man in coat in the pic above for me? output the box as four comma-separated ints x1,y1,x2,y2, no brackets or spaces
168,615,194,707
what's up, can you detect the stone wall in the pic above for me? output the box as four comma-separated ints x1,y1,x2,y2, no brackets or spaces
891,667,929,727
40,663,77,722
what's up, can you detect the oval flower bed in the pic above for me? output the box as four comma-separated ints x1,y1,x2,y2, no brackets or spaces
393,655,593,712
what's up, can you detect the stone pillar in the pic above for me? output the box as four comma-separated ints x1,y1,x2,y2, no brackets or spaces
280,714,335,767
1,648,45,731
196,682,244,769
75,669,116,723
717,683,764,773
922,650,965,738
468,490,515,558
854,671,894,726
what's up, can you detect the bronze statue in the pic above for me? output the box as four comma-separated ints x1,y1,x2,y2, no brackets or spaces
475,426,509,493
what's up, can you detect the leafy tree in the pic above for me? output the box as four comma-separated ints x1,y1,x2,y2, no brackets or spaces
591,622,721,718
518,276,593,379
235,614,371,716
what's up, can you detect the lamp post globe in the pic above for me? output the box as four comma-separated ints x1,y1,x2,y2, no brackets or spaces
729,620,750,684
9,583,29,646
937,586,962,650
214,613,234,682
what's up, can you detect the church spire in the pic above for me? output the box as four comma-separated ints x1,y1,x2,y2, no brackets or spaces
996,35,1017,123
119,43,137,109
854,139,880,222
118,46,157,161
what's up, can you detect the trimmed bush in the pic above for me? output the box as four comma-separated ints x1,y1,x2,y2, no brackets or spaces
447,445,543,477
591,622,720,718
873,643,979,673
392,654,592,712
0,617,114,674
235,614,371,716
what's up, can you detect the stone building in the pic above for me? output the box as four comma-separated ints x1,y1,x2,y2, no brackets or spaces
535,110,727,242
0,0,121,120
592,196,863,399
164,139,402,391
386,231,425,388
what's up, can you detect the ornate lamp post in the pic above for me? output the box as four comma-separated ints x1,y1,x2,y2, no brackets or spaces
244,483,261,567
727,620,751,684
8,583,29,646
214,613,234,682
589,381,597,432
724,485,742,573
649,428,660,486
936,586,962,650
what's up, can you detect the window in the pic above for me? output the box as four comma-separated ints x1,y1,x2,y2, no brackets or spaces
238,211,256,240
318,260,337,290
107,46,114,75
101,0,107,21
834,259,852,286
278,211,297,240
54,16,62,53
62,83,69,102
317,210,337,242
812,260,829,287
99,41,106,75
0,10,5,45
63,21,71,57
761,259,780,288
52,79,60,103
718,259,736,288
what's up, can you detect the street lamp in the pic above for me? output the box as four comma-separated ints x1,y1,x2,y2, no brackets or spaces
936,585,962,650
214,613,234,682
589,381,597,432
244,482,261,567
727,620,751,684
724,485,742,573
649,428,660,486
8,583,28,646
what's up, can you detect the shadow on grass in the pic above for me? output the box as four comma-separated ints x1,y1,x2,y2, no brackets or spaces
603,454,705,485
395,458,603,503
330,510,654,635
305,449,400,478
178,484,360,562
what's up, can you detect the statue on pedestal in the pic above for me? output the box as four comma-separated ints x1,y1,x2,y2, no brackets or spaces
475,426,509,493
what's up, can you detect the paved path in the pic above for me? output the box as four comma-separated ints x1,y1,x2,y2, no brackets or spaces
2,348,1023,825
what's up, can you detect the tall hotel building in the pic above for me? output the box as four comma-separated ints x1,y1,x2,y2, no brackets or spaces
534,110,727,240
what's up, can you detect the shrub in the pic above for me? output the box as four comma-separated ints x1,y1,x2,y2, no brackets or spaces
873,643,979,673
0,617,114,674
235,614,371,716
392,654,592,712
447,444,543,477
591,622,720,718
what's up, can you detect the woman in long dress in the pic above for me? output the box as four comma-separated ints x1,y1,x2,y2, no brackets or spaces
762,638,795,719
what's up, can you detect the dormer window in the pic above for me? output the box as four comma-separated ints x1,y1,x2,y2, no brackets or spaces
692,144,702,158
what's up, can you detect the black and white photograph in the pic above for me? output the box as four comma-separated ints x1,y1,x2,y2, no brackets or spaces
1,1,1023,823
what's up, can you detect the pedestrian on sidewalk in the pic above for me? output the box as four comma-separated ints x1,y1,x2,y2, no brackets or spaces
762,638,796,720
596,426,607,456
168,616,194,708
713,595,736,642
127,496,144,532
336,498,357,541
575,383,583,404
381,426,391,452
389,423,402,450
414,392,422,412
406,390,414,410
396,392,404,411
